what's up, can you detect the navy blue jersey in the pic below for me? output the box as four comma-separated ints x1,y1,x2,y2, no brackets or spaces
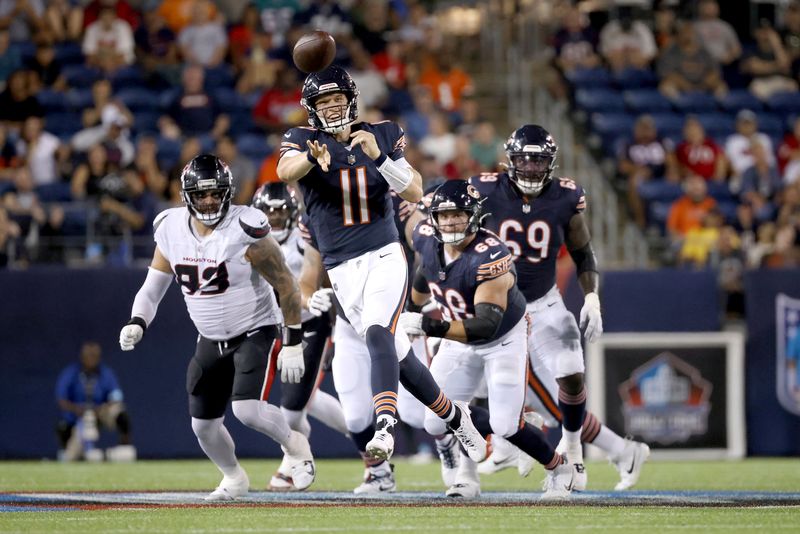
280,121,407,268
469,172,586,302
412,224,526,345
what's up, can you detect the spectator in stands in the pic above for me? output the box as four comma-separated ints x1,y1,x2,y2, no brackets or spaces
738,141,782,224
252,65,303,134
73,105,134,168
3,166,47,242
781,1,800,63
725,109,775,177
419,112,457,166
778,116,800,184
83,0,138,31
44,0,83,42
159,64,229,141
760,223,799,267
97,168,157,250
81,79,118,130
55,341,135,462
17,116,64,186
658,20,727,99
83,4,135,74
668,174,718,242
0,204,20,267
0,29,21,88
293,0,352,38
131,135,167,200
598,5,657,73
215,135,255,205
71,143,114,200
777,182,800,231
675,116,727,181
653,1,677,51
693,0,741,67
548,5,600,101
0,0,44,43
0,123,20,180
167,136,201,201
444,133,479,180
713,225,745,317
0,70,43,128
741,20,797,100
235,30,282,94
678,207,724,267
228,3,262,72
177,0,227,68
417,152,446,190
418,54,474,113
27,40,67,92
746,221,777,267
352,0,389,55
470,121,503,172
618,114,679,227
372,39,407,90
401,86,435,143
348,43,388,110
134,7,179,87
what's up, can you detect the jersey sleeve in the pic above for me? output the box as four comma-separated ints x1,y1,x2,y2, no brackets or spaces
468,172,501,198
373,121,407,160
555,177,587,214
411,220,436,253
152,208,172,260
474,238,514,282
238,206,271,244
279,127,314,160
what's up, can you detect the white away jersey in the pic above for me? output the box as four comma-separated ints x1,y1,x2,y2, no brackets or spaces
278,228,312,323
153,205,283,340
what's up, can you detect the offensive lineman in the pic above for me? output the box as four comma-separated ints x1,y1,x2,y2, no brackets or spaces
119,155,315,500
470,125,650,490
276,65,483,461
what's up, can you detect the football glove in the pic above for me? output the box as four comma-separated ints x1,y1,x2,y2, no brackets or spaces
119,318,145,351
307,288,334,317
399,311,425,337
579,292,603,343
277,344,304,383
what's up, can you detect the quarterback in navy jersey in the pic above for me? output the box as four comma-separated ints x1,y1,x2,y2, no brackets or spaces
276,65,471,463
469,125,650,490
400,180,580,499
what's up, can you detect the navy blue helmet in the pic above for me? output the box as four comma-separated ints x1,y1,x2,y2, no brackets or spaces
428,180,484,244
504,124,558,196
180,154,234,226
300,65,359,133
252,182,299,242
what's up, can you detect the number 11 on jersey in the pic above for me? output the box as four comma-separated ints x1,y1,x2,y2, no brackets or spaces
340,166,370,226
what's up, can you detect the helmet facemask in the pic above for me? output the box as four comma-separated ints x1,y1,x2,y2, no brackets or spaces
507,152,556,196
304,91,358,134
183,183,232,226
265,202,293,242
430,207,478,245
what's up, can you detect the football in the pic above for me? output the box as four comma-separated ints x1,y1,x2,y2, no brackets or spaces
292,30,337,73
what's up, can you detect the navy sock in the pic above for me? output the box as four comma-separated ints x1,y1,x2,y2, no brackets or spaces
558,386,587,433
471,405,559,469
365,325,399,417
399,349,456,422
467,404,493,436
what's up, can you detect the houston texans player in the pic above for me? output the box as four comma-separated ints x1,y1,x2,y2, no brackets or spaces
276,65,473,461
470,125,650,490
251,183,348,491
400,180,580,499
118,155,315,500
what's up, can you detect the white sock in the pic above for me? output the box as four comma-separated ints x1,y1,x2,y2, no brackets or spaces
593,425,627,459
563,429,584,463
307,391,349,436
281,407,312,437
191,417,240,477
231,399,292,447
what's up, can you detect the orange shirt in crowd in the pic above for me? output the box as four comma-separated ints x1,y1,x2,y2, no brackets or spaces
417,67,473,111
667,196,717,237
257,152,281,186
158,0,218,33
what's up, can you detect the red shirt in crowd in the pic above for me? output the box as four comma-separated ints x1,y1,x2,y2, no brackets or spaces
83,0,140,30
675,139,722,180
777,133,800,173
252,88,303,129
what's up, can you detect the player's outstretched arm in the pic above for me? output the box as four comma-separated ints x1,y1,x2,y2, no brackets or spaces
246,235,302,325
566,212,603,342
119,247,173,351
277,140,330,182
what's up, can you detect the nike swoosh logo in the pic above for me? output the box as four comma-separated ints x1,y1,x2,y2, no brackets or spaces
501,340,512,346
626,456,636,475
284,132,291,138
246,330,259,337
303,332,317,338
490,251,502,259
547,302,556,307
379,253,391,258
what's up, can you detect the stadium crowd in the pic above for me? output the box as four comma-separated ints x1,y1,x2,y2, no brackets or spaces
0,0,499,268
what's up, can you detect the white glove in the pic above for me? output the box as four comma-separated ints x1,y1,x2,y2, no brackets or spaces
277,344,304,383
399,312,425,337
306,288,334,317
119,324,144,351
579,292,603,343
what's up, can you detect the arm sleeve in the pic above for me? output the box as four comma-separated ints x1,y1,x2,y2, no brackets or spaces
55,367,73,402
130,267,173,326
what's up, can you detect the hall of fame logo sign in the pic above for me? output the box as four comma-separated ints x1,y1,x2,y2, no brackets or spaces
776,294,800,416
618,352,712,445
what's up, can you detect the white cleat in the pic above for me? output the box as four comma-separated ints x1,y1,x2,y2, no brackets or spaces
477,447,518,475
353,461,396,494
541,456,576,500
268,455,297,492
205,468,250,501
366,415,397,461
281,431,316,490
517,451,535,478
445,481,481,499
612,440,650,490
448,401,487,463
435,434,461,487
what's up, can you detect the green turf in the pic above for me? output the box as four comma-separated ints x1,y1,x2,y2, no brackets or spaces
1,459,799,533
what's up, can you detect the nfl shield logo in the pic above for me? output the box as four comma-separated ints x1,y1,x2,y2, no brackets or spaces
348,154,356,165
776,294,800,415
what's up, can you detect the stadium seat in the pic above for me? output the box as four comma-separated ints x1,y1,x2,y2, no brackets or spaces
54,42,84,65
204,66,235,89
132,112,160,135
566,67,613,89
236,134,272,163
623,89,673,113
765,92,800,115
62,65,103,88
116,88,160,112
37,90,67,112
158,87,180,110
36,182,73,203
213,88,247,112
716,201,739,224
613,68,658,90
638,180,683,203
647,201,672,229
228,111,259,136
706,181,735,203
590,112,635,140
60,203,91,236
718,89,763,113
650,113,685,141
65,88,94,111
156,137,182,170
671,92,719,114
758,114,786,137
45,112,83,137
575,89,626,113
695,113,736,139
9,42,35,63
111,66,146,91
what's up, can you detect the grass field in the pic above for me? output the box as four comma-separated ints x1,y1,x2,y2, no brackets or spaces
1,458,799,533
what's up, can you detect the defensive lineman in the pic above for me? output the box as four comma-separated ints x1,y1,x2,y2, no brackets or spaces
119,155,315,499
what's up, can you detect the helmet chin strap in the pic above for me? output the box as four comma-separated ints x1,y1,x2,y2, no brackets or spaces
271,228,289,242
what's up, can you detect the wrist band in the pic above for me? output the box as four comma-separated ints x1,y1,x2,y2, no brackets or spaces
283,324,303,346
377,155,413,193
127,316,147,332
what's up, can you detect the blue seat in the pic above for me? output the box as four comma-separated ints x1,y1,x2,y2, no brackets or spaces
716,201,739,224
707,181,735,202
624,89,673,113
36,182,73,203
566,67,613,89
228,111,259,136
110,66,146,91
590,112,635,139
65,88,93,111
9,42,35,63
156,137,181,170
204,66,235,89
158,87,180,110
132,112,160,135
61,203,90,236
46,112,82,137
575,88,625,113
214,88,247,113
672,92,718,113
37,90,68,112
765,91,800,115
638,180,683,203
650,113,685,140
115,88,159,112
718,89,763,112
236,134,272,162
648,201,672,230
695,113,736,139
758,113,786,137
54,42,84,65
62,65,103,89
613,68,658,90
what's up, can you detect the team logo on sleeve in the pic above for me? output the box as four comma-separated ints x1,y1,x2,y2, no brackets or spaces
777,294,800,415
467,185,480,199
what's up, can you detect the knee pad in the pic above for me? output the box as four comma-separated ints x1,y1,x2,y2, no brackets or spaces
281,407,311,437
191,416,223,441
489,412,519,439
393,325,411,361
231,399,260,429
556,350,585,379
365,324,395,359
424,411,447,437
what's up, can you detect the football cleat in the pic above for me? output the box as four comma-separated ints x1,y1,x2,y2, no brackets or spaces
205,468,250,501
267,455,297,492
353,461,396,494
448,401,487,463
541,456,576,500
611,440,650,490
556,437,587,491
477,435,518,475
366,414,397,461
445,481,481,499
435,434,461,487
281,431,316,490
